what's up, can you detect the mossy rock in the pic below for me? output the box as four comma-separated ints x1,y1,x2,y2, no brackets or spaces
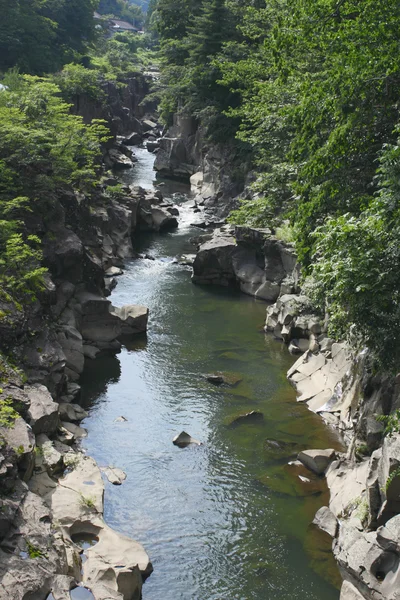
205,371,243,387
258,463,326,498
263,438,303,461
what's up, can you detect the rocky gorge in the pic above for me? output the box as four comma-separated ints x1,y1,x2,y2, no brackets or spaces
163,113,400,600
1,76,399,600
0,75,181,600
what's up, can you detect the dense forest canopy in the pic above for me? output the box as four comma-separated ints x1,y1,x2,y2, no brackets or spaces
153,0,400,368
0,0,400,368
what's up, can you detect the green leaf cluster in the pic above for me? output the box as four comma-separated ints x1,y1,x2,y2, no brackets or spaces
0,0,99,75
0,73,110,310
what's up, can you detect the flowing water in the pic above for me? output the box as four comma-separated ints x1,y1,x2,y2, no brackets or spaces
80,148,342,600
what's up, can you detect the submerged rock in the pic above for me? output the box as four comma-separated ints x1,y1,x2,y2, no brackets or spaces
172,431,201,448
263,439,302,460
228,411,264,428
205,372,243,387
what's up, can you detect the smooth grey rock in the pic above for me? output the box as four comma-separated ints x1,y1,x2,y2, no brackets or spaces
102,467,127,486
313,506,338,538
298,449,336,475
57,326,84,378
173,431,201,448
339,581,368,600
78,292,122,344
59,403,88,422
105,266,123,277
61,421,87,440
83,344,101,360
111,304,149,336
107,149,133,169
123,131,142,146
192,235,237,286
0,417,35,481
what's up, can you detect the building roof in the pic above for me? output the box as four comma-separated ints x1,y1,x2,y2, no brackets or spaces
110,19,138,31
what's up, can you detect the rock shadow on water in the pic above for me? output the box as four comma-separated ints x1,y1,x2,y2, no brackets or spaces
119,332,148,352
79,354,121,410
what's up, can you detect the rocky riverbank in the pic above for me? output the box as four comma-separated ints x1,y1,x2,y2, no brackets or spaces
155,109,400,599
0,74,180,600
188,219,400,600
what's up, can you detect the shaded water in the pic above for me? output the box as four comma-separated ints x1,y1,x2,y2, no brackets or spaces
80,148,342,599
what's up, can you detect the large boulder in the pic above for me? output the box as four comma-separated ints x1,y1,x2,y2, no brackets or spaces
78,292,122,344
83,526,148,600
26,384,59,435
287,343,352,415
0,491,68,600
111,305,149,336
137,199,178,232
106,149,133,170
192,235,238,286
297,448,336,475
154,137,197,179
334,522,400,600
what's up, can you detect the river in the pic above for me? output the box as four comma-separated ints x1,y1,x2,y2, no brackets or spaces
79,147,342,600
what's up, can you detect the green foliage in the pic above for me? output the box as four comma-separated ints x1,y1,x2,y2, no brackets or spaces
215,0,400,367
105,183,128,201
154,0,243,141
54,64,106,102
80,493,96,509
88,31,153,78
0,73,110,310
386,467,400,492
377,410,400,438
26,540,45,559
355,444,370,460
0,398,19,428
0,0,99,75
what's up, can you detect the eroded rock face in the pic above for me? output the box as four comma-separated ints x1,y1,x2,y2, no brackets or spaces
334,522,400,600
191,228,300,299
192,235,237,286
26,384,59,435
340,581,368,599
46,453,151,599
0,490,68,600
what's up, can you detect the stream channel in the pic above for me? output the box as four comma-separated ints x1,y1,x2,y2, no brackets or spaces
79,147,343,600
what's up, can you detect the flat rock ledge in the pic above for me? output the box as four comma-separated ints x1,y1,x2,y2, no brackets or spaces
31,453,152,600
